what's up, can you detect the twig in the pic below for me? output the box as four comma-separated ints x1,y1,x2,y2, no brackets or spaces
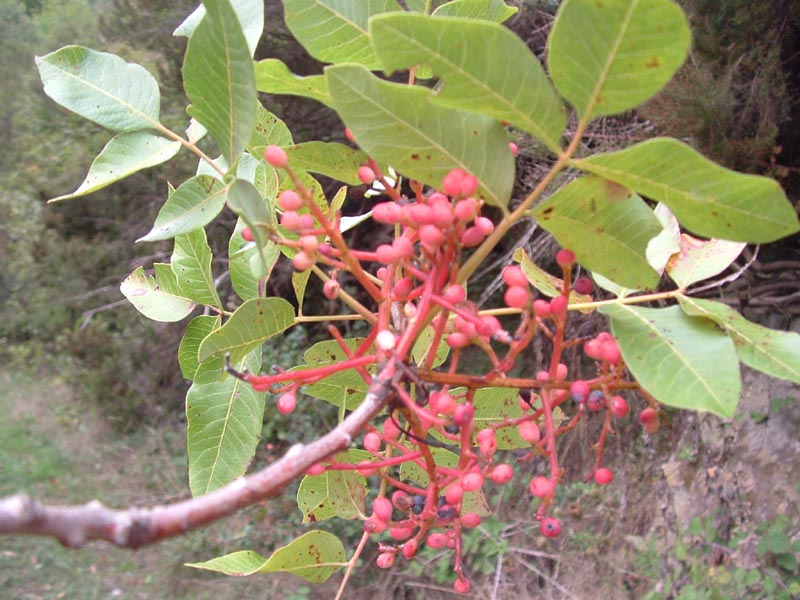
0,359,399,549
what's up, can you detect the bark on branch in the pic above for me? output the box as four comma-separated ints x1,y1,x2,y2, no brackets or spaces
0,360,397,549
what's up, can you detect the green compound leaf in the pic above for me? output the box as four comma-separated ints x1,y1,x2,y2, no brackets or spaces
120,264,195,322
533,176,662,289
432,0,517,22
187,530,346,582
183,0,257,165
174,0,264,56
172,228,221,308
370,14,565,153
548,0,690,120
285,142,372,185
255,58,331,105
283,0,402,69
36,46,161,131
139,175,227,242
297,450,369,523
600,304,741,417
198,297,295,363
575,138,800,243
665,235,745,288
179,315,221,381
186,348,263,496
678,296,800,384
50,131,180,202
327,64,514,208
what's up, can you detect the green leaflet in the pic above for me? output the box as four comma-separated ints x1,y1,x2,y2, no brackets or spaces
197,297,295,363
183,0,257,165
370,13,565,153
187,530,345,582
186,348,263,496
139,175,227,242
601,304,741,417
548,0,690,120
678,296,800,384
50,131,180,202
120,264,195,322
297,450,369,523
575,138,800,243
532,175,662,289
172,228,221,308
282,0,402,69
36,46,161,131
326,64,514,208
173,0,264,56
255,58,331,105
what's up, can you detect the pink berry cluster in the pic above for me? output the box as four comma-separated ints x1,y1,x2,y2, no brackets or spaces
226,142,660,594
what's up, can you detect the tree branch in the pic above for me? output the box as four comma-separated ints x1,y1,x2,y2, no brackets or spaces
0,360,397,549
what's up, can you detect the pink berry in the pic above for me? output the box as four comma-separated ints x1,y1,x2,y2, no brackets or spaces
391,490,411,510
584,338,603,360
363,432,382,453
392,236,414,259
241,226,254,242
540,517,561,538
573,276,594,295
509,141,519,156
529,476,554,498
460,174,479,197
454,578,471,594
555,363,568,380
307,463,325,476
461,472,484,492
393,277,414,300
426,532,448,549
442,284,466,305
518,420,540,443
447,332,469,349
475,216,494,235
533,299,551,318
299,235,319,254
277,392,296,414
357,165,376,184
390,526,414,541
600,339,621,364
502,265,528,287
549,294,568,317
402,539,418,559
344,127,355,142
264,145,288,168
453,403,473,427
445,484,464,505
570,380,590,403
408,203,435,226
376,551,395,569
460,225,486,247
442,168,467,197
280,211,301,231
384,417,400,441
490,463,513,484
323,279,340,300
477,428,497,456
372,202,402,224
477,315,502,338
460,513,481,528
594,468,613,485
298,214,314,231
431,202,454,228
429,391,456,415
364,516,387,534
639,408,659,433
419,224,446,248
372,497,393,522
610,395,629,418
376,244,400,264
278,189,302,211
454,197,478,222
292,251,314,271
504,286,530,309
555,249,576,268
